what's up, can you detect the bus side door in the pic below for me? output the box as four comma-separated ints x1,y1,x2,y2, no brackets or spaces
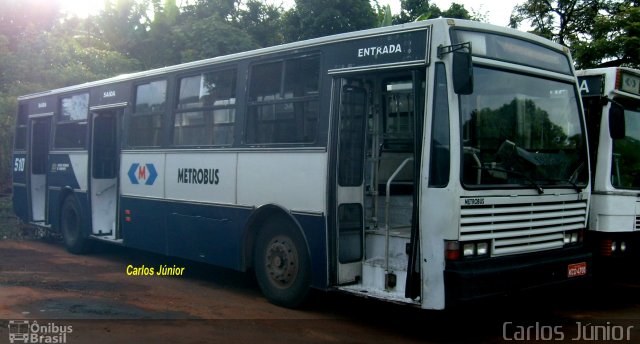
334,80,367,284
28,116,52,223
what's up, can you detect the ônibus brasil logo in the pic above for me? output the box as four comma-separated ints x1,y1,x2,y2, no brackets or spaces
8,320,72,343
127,163,158,185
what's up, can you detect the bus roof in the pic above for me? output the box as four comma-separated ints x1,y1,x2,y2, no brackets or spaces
18,18,569,101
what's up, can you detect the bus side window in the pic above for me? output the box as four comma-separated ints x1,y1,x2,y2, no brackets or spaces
129,80,167,147
429,63,450,187
174,69,237,146
55,93,89,149
246,55,320,144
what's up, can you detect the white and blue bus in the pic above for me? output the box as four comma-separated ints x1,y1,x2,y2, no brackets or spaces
578,67,640,270
12,19,591,309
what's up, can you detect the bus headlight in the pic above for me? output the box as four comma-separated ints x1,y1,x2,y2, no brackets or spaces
460,241,490,258
571,232,579,243
463,243,476,257
620,241,627,252
564,230,582,246
476,242,489,256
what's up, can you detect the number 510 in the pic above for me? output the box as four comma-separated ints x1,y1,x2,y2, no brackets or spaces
14,157,25,172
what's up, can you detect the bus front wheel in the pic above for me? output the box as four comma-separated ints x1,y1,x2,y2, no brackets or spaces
60,195,91,254
253,220,311,308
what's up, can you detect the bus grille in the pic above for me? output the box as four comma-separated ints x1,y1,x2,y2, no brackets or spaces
460,198,587,256
636,216,640,230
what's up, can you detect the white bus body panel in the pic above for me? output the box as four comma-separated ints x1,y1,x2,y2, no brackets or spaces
165,152,238,204
237,152,327,213
120,151,327,214
590,194,640,233
68,153,88,191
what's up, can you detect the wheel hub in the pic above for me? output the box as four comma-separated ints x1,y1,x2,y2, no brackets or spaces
265,236,298,289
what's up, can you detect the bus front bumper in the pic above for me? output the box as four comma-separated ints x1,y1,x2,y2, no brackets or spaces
444,247,591,303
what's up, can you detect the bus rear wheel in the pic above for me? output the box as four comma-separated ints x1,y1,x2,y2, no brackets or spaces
60,195,91,254
254,220,311,308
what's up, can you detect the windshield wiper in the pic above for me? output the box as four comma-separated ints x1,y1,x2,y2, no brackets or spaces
475,165,544,194
537,177,583,193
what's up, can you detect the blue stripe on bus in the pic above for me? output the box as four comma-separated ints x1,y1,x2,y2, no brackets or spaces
120,196,329,289
12,184,29,221
293,213,328,289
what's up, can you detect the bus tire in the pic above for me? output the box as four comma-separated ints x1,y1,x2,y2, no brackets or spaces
253,220,311,308
60,195,91,254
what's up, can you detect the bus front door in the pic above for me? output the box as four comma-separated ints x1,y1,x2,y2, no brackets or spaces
89,109,121,240
335,81,367,284
29,117,52,223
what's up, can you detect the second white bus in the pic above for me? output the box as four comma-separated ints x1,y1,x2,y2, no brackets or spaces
578,67,640,270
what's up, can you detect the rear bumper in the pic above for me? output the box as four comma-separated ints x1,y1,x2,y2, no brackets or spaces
444,247,591,304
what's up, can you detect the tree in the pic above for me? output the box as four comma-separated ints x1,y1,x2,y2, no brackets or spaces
442,3,472,19
510,0,639,68
96,0,153,58
396,0,442,23
173,18,258,63
573,1,640,67
134,0,182,67
0,3,141,188
377,4,394,27
282,0,377,42
395,1,474,24
0,0,62,49
236,0,284,47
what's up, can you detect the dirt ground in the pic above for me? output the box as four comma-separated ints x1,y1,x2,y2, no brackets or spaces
0,194,639,343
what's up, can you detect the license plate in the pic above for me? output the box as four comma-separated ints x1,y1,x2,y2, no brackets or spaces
568,262,587,278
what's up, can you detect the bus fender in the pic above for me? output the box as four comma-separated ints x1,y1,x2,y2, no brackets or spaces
240,204,310,272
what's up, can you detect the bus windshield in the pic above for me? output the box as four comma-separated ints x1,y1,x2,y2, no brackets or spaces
611,97,640,189
460,67,588,190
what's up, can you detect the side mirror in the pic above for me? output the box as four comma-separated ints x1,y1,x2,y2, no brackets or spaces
453,50,473,95
609,102,625,139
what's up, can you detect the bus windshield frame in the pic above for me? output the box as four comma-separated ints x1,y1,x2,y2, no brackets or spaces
460,66,589,191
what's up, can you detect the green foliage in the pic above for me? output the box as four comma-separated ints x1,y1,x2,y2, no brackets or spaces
0,0,62,49
0,93,17,189
379,5,394,27
510,0,640,68
0,2,141,187
396,0,474,24
174,19,259,63
282,0,377,42
235,0,284,48
442,3,471,20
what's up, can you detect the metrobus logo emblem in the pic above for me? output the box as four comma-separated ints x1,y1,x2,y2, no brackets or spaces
127,163,158,185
